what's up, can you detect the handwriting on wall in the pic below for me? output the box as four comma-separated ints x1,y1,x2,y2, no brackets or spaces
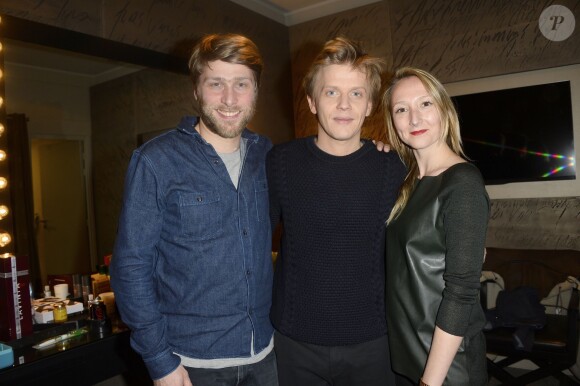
0,0,274,55
389,0,580,82
103,0,200,52
487,197,580,251
0,0,101,36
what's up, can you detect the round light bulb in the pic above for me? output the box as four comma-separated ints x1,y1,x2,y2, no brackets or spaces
0,206,8,219
0,178,6,190
0,233,11,247
0,124,4,136
0,150,6,161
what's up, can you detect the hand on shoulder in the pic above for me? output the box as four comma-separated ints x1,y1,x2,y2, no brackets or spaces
372,139,391,152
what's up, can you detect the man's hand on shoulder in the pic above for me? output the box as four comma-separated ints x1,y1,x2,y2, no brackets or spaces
372,140,391,152
153,365,193,386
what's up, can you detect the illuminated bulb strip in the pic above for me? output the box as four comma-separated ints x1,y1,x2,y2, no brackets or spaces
0,17,12,251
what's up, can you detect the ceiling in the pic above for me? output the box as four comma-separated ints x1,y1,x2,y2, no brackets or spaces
230,0,381,26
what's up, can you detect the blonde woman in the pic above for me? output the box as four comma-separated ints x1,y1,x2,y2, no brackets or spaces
383,67,489,386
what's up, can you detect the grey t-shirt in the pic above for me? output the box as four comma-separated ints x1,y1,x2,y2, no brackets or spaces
217,138,246,188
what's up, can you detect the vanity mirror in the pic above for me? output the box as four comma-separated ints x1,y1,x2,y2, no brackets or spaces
0,14,188,292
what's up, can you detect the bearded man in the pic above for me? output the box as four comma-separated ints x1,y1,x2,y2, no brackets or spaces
111,33,277,386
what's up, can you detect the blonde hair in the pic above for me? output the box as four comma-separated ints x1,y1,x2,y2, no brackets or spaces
383,67,466,223
303,37,385,110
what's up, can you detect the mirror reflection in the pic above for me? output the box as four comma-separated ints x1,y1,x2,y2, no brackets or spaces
3,38,143,292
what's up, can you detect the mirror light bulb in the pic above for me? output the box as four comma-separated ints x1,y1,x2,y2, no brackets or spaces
0,233,11,247
0,205,8,219
0,178,6,190
0,150,6,161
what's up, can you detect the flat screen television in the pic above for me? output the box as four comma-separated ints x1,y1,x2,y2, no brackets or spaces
451,81,575,185
444,65,579,198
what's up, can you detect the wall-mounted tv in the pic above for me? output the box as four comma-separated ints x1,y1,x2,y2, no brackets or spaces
445,64,579,199
451,81,575,185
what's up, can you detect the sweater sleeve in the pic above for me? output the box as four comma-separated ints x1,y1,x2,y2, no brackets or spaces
435,165,490,336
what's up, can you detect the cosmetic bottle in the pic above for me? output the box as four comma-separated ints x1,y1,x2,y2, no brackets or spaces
52,303,67,323
43,285,52,298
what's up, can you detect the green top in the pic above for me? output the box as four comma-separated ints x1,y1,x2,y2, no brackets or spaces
386,162,490,385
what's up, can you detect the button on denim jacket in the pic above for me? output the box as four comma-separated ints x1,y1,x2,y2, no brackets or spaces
110,116,274,380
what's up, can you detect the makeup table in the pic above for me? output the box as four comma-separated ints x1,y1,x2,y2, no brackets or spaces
0,315,151,386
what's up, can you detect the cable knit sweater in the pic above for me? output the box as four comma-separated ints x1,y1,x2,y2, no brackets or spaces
267,137,406,346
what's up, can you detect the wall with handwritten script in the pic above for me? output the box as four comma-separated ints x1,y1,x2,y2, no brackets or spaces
289,0,580,140
487,197,580,250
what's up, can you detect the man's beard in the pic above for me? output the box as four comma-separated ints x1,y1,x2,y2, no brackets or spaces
199,100,256,139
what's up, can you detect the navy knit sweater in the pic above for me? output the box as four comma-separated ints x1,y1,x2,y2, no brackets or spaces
267,137,406,345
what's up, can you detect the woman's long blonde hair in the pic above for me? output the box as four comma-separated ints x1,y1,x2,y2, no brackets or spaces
383,67,466,223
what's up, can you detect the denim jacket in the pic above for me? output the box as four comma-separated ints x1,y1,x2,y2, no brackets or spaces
110,116,274,380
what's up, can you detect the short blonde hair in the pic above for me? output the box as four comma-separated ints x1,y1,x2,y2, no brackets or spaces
303,37,385,111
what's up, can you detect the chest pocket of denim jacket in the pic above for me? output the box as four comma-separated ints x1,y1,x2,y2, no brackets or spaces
254,179,268,222
179,191,223,240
